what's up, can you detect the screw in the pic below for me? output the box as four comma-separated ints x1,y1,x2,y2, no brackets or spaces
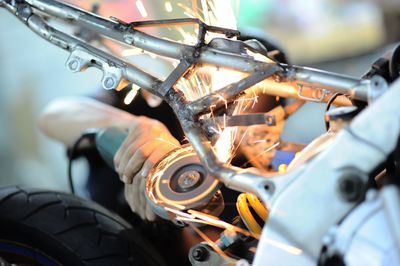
103,76,116,90
192,246,209,262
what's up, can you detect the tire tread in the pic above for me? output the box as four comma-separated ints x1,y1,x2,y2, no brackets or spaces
0,186,165,266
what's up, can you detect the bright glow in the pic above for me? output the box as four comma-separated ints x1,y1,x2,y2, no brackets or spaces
125,0,252,163
211,68,243,162
164,1,173,13
135,0,148,18
123,84,140,105
188,222,228,258
200,0,210,24
188,1,242,163
188,209,260,239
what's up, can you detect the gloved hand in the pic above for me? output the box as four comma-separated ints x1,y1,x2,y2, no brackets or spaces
114,116,180,221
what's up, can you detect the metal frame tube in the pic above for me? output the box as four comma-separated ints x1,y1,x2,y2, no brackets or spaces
1,0,387,203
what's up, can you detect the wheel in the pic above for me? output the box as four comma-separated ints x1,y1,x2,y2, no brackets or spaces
0,186,166,266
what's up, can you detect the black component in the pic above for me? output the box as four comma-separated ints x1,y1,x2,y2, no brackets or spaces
363,56,392,81
390,43,400,81
324,93,341,131
68,130,98,194
324,93,358,131
380,136,400,187
0,186,166,266
318,247,345,266
363,43,400,83
337,174,365,202
191,245,209,262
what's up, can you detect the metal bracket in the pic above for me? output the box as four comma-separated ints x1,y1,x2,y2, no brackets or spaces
297,84,329,102
66,47,126,90
156,59,194,96
201,113,276,131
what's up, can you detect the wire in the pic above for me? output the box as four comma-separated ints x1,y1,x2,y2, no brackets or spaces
67,131,97,195
325,93,342,131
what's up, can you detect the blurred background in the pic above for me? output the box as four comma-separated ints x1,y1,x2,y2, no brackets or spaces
0,0,399,192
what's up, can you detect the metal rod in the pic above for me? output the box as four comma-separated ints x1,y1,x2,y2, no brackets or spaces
26,14,163,94
24,0,265,71
287,65,370,101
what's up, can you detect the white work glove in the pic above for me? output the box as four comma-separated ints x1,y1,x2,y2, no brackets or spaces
114,116,180,221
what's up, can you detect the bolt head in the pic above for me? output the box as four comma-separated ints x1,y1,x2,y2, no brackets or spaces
191,246,209,262
103,76,116,90
337,175,364,202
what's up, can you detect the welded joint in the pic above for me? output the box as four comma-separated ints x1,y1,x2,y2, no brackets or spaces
188,64,282,116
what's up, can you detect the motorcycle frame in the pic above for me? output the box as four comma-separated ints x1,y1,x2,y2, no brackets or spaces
2,0,399,262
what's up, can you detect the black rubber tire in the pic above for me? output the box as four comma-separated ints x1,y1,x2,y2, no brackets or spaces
0,186,166,266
